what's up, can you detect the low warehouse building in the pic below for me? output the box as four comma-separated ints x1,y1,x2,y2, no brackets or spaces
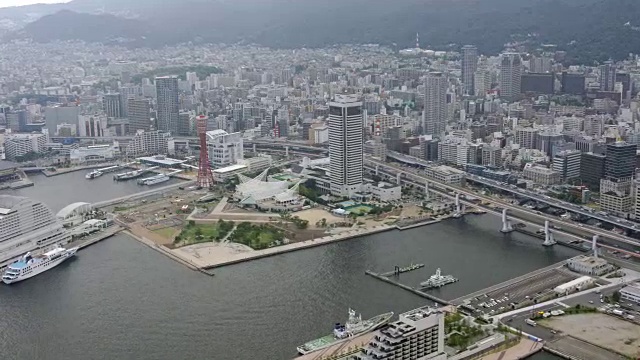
554,276,593,295
620,283,640,304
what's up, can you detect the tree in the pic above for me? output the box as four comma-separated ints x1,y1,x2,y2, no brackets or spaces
612,291,621,303
188,220,195,227
320,218,327,227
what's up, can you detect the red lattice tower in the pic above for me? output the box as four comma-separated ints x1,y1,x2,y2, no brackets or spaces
196,115,214,188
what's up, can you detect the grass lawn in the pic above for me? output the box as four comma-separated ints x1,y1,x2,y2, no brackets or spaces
230,222,285,250
345,205,373,215
153,227,178,240
174,220,236,247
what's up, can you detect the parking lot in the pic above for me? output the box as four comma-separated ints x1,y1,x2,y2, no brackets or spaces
463,268,578,317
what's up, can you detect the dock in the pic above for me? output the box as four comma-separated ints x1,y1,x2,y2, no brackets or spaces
68,225,123,250
395,218,440,230
380,263,425,277
365,270,451,305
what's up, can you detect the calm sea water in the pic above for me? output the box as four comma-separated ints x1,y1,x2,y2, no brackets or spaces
0,172,567,359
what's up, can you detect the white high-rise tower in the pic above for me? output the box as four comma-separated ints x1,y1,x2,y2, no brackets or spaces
329,94,363,197
422,72,447,137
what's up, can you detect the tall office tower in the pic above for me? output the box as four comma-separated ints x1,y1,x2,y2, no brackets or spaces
329,94,363,197
461,45,478,95
127,98,151,134
422,72,447,137
605,141,636,180
102,93,124,118
499,53,522,101
552,150,581,181
599,61,616,92
155,76,180,134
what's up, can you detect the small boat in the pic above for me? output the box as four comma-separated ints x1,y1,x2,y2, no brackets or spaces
85,170,103,179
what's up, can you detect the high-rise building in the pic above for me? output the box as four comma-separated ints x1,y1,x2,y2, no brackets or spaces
552,150,581,181
422,72,447,137
329,94,363,197
461,45,478,95
499,53,522,101
4,133,48,161
6,110,27,132
580,152,606,190
514,127,538,149
127,98,151,134
0,195,70,268
473,69,492,96
521,73,554,94
102,93,124,118
482,146,502,167
44,106,80,135
561,72,585,95
356,306,446,360
155,76,180,134
599,61,616,92
605,141,636,180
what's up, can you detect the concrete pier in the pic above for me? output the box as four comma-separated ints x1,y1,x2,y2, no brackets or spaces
365,270,451,305
500,208,514,233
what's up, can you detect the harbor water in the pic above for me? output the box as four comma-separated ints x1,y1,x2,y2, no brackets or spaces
0,172,568,359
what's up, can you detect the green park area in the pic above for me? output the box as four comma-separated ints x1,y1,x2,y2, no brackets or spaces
444,312,486,350
173,220,235,247
229,222,285,250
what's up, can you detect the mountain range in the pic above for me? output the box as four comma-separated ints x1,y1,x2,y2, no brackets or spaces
1,0,640,64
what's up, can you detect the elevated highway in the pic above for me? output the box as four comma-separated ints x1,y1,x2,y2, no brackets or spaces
364,158,640,250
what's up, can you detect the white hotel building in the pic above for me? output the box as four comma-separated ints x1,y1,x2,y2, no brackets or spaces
329,94,364,197
0,195,70,268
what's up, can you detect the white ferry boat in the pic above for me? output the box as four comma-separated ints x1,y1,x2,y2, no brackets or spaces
419,268,458,289
85,170,103,179
138,174,170,186
2,246,78,284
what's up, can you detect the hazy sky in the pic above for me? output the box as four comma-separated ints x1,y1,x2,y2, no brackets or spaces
0,0,70,8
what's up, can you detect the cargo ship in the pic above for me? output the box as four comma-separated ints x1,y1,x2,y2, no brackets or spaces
296,308,393,355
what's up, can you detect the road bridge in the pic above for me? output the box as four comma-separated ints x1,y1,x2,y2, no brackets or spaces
384,150,638,232
364,159,640,250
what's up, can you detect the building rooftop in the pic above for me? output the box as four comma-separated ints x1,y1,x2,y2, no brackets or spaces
621,283,640,297
213,164,247,173
137,156,186,166
569,255,608,267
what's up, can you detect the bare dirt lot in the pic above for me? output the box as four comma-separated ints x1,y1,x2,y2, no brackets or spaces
541,313,640,358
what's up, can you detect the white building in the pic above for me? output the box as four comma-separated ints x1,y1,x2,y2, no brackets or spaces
206,129,244,168
552,150,581,181
364,181,402,202
78,114,108,137
4,133,48,161
237,154,272,173
553,276,593,295
312,125,329,144
0,195,70,268
424,165,466,185
69,143,119,164
126,130,173,156
620,283,640,304
329,94,363,197
566,255,611,276
357,306,446,360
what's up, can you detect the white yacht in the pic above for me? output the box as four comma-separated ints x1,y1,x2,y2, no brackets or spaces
2,246,78,284
85,170,103,179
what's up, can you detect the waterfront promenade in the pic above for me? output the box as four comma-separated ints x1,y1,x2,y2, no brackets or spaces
172,225,395,269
